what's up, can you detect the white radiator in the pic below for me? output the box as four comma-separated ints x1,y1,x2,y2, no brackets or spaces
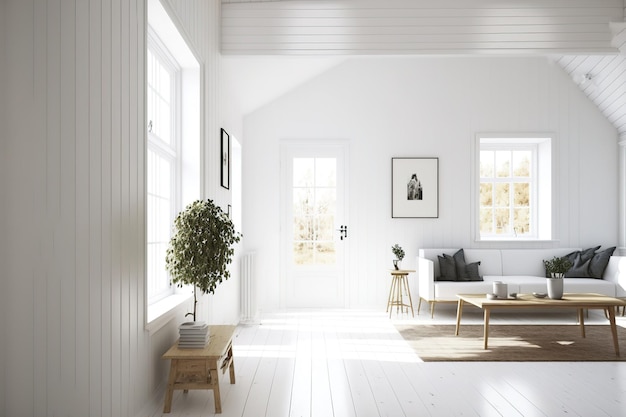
240,252,257,323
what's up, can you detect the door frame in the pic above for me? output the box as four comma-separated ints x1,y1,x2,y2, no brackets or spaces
279,139,350,309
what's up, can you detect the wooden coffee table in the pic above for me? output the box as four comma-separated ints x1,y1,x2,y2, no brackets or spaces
455,293,626,356
162,325,236,413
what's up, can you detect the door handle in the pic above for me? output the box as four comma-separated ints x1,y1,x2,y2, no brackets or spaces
336,225,348,240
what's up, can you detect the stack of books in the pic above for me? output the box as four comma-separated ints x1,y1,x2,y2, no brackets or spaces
178,321,210,349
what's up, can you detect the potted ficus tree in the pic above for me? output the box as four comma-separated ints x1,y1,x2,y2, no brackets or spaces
165,199,242,321
542,256,572,299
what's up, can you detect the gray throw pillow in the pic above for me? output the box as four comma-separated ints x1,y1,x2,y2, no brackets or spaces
564,253,592,278
453,249,483,281
463,261,483,281
588,247,616,279
437,254,457,281
453,249,468,280
560,246,600,278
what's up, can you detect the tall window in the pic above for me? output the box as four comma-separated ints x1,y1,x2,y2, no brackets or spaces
146,0,200,326
147,33,180,304
476,136,552,241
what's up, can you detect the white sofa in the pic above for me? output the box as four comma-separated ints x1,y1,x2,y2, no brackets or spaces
417,248,626,317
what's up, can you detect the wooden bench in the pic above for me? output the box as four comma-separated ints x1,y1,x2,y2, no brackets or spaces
162,325,236,413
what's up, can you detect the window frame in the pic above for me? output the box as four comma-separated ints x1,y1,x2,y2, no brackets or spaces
145,0,202,331
147,27,183,305
473,133,554,243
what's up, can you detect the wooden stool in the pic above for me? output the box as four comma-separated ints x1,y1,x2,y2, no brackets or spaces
386,269,415,318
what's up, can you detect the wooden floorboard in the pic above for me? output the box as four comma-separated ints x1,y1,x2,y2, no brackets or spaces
143,308,626,417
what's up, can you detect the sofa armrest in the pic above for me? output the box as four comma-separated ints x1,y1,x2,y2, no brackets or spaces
603,256,626,297
417,256,436,301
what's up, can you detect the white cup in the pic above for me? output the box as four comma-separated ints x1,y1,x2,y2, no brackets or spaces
493,281,508,299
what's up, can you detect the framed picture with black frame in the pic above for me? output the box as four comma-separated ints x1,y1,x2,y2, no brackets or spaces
391,157,439,218
221,128,230,189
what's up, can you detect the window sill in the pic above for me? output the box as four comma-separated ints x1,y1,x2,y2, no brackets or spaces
146,291,193,333
473,239,560,248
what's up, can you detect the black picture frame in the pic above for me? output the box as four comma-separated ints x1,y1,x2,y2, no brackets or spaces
392,157,439,218
221,128,230,190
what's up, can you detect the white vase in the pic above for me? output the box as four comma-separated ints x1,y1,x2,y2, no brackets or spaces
547,276,564,299
393,260,401,270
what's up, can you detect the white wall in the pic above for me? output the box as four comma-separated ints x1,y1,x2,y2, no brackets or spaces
164,0,245,325
242,56,619,311
1,0,243,416
0,0,6,413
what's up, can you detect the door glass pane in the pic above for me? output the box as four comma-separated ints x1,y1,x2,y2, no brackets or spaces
293,157,337,266
293,188,313,216
315,158,336,187
294,242,314,265
315,188,335,214
316,242,336,264
293,158,314,187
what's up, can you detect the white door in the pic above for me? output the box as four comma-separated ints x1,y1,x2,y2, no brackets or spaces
281,141,348,308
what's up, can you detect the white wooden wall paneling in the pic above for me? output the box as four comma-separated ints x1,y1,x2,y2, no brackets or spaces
221,0,623,55
3,0,150,415
0,0,6,414
167,0,236,324
88,0,105,413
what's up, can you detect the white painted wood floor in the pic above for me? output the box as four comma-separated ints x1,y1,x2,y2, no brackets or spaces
141,307,626,417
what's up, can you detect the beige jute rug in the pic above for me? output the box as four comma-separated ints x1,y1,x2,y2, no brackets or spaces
395,324,626,362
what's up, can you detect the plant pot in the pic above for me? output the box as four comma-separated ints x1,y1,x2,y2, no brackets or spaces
393,260,401,270
547,276,564,299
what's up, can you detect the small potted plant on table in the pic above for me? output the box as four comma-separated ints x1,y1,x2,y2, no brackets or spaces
543,256,572,299
391,244,405,270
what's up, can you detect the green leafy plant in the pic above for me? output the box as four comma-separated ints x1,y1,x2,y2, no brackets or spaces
391,244,405,261
543,256,572,278
165,199,242,320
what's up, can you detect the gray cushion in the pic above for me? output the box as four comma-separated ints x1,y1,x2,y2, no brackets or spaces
452,249,483,281
463,261,483,281
561,246,600,278
588,247,616,279
453,249,467,280
565,253,592,278
564,246,599,265
437,254,457,281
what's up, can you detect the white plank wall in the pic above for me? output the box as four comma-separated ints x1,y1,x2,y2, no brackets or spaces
3,0,148,415
168,0,222,201
221,0,623,55
3,0,230,414
0,0,6,414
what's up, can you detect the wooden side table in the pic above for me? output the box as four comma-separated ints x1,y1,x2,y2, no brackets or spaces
162,325,236,414
386,269,415,318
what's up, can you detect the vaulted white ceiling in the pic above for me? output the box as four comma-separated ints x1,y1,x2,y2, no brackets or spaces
221,0,626,138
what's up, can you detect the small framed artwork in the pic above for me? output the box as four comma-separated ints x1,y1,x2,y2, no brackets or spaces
392,157,439,218
221,128,230,189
